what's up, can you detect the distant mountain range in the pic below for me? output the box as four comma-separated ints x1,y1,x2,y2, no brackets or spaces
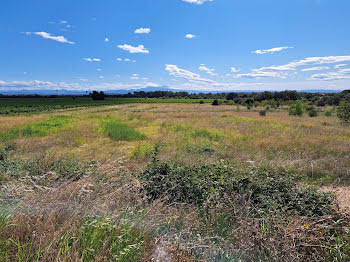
0,86,343,95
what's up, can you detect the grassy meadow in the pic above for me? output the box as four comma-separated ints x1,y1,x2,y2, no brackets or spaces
0,101,349,261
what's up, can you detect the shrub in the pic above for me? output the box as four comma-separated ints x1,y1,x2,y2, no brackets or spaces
307,106,318,117
289,101,304,116
139,161,334,217
199,100,205,104
324,109,332,117
259,110,267,116
337,101,350,125
212,100,219,106
101,120,146,141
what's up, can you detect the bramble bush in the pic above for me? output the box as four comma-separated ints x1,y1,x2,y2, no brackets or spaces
139,160,334,217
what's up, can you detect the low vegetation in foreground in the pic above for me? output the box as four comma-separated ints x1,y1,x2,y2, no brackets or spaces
0,98,349,261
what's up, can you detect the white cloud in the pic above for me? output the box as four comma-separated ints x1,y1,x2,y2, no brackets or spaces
301,66,330,72
29,32,75,44
182,0,213,4
309,68,350,81
116,58,136,62
104,37,110,42
199,65,218,76
99,76,104,79
165,64,214,83
83,58,101,62
230,67,239,73
185,34,196,39
118,44,149,54
134,28,151,34
253,46,293,55
253,56,350,72
335,64,347,69
235,71,287,79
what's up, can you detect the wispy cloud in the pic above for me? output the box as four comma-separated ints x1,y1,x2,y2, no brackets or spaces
301,66,329,72
104,37,110,42
182,0,213,4
335,64,347,69
165,64,214,83
230,67,240,73
235,71,287,79
199,65,218,76
254,56,350,71
253,46,293,55
116,58,136,62
27,32,75,44
83,58,101,62
309,68,350,81
118,44,149,53
134,28,151,34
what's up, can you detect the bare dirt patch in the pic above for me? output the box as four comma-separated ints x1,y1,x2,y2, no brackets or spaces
322,186,350,213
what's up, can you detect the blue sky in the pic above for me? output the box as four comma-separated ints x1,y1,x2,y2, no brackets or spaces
1,0,350,92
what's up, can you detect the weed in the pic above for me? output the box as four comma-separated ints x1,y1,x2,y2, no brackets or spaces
101,119,146,141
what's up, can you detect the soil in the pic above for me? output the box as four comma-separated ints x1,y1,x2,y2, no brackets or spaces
322,186,350,213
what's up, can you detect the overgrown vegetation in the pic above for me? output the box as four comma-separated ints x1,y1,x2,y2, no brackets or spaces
0,115,73,141
0,100,349,262
140,160,334,217
101,119,146,141
337,101,350,125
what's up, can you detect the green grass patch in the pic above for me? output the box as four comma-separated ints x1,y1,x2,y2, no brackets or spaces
59,218,146,262
101,120,146,141
0,115,73,141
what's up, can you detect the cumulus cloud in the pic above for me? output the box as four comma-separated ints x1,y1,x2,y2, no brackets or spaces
182,0,213,4
253,46,293,55
83,58,101,62
118,44,149,53
134,28,151,34
28,32,75,44
104,37,110,42
199,65,218,76
185,34,196,39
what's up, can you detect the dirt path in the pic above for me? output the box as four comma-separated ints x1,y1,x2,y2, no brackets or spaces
322,186,350,213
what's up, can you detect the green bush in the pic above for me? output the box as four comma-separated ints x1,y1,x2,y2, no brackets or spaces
212,100,219,106
289,101,304,116
139,161,334,217
307,106,318,117
259,110,267,116
337,101,350,125
101,120,146,141
324,109,332,117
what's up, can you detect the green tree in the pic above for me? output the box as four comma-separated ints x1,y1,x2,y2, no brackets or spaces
337,101,350,125
289,101,304,116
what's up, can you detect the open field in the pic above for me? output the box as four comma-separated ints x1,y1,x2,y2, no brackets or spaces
0,102,349,261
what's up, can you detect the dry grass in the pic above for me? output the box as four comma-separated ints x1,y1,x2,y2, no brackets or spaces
1,103,349,261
